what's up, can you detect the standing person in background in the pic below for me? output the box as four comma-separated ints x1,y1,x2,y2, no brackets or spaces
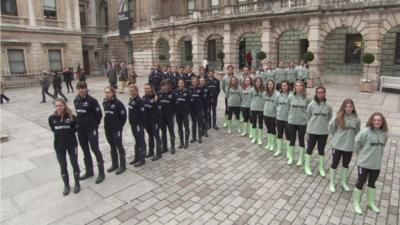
199,77,210,137
189,76,204,144
76,63,81,79
78,69,86,82
274,80,291,158
185,65,196,89
202,58,209,74
159,80,176,154
249,77,265,145
119,63,128,94
263,79,279,151
74,82,105,184
264,61,275,83
246,51,253,67
174,79,191,149
53,72,68,102
304,86,333,177
207,69,220,130
329,99,360,193
128,65,137,84
48,99,80,196
149,65,162,92
170,66,181,91
240,76,252,137
274,61,287,91
222,65,235,128
108,63,118,89
296,59,309,87
353,112,388,215
287,80,311,166
254,64,266,84
286,61,297,90
226,76,242,134
0,78,10,104
63,67,74,93
40,71,55,103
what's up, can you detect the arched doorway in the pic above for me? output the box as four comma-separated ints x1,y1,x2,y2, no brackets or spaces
238,33,261,69
204,34,223,70
155,38,170,66
178,36,193,66
380,26,400,77
277,30,308,65
323,26,364,77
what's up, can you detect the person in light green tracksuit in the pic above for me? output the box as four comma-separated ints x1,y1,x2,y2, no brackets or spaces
222,65,235,128
240,76,253,138
274,80,291,158
249,77,265,145
287,80,311,166
262,79,279,151
286,61,297,90
254,64,266,84
304,86,333,177
225,76,242,134
353,112,388,215
264,61,275,83
295,59,309,87
329,98,361,193
274,61,287,91
238,66,252,124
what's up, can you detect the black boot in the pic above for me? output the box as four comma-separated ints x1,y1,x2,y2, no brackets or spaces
145,149,154,158
116,155,126,175
62,174,70,196
73,172,80,194
204,128,208,137
170,139,176,154
95,163,105,184
107,152,119,173
184,132,189,149
190,128,197,143
152,146,162,161
130,146,139,165
198,134,203,144
80,159,94,180
178,131,184,149
133,160,145,167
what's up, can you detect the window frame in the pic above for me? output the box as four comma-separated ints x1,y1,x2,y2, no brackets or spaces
187,0,194,12
48,49,63,72
127,41,134,64
344,33,362,64
210,0,219,8
79,3,86,27
395,33,400,65
208,39,216,61
43,0,57,20
1,0,18,16
7,49,26,74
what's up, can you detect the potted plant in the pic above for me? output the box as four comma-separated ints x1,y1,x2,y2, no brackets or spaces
217,51,225,70
360,53,375,93
303,51,315,88
256,51,267,67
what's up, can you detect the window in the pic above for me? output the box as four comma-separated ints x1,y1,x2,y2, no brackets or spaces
43,0,57,19
211,0,219,7
184,41,192,60
395,33,400,65
128,0,136,27
208,40,216,61
187,0,194,11
1,0,17,15
345,34,362,64
7,49,25,74
48,49,62,72
127,41,133,64
104,6,109,27
238,0,248,3
79,4,86,26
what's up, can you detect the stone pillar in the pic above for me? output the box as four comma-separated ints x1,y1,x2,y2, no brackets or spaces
27,0,36,27
88,0,97,27
169,34,179,66
307,16,323,83
65,0,73,30
363,12,381,89
192,27,203,73
223,23,237,71
73,0,81,30
261,20,276,66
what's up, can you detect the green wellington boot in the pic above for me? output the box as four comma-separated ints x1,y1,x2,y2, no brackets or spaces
239,111,244,122
227,120,232,134
273,138,283,157
304,154,312,176
353,188,363,215
257,129,263,145
264,134,271,150
287,145,294,165
236,119,241,134
240,122,247,136
296,147,305,167
318,155,326,177
268,134,276,151
340,167,351,192
250,128,257,144
329,168,336,193
367,187,380,214
248,122,252,139
223,115,228,128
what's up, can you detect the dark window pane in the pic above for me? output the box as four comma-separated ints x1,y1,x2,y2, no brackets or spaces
345,34,362,64
7,49,26,74
395,33,400,65
208,39,216,61
48,49,62,72
79,4,86,26
127,41,133,64
43,0,57,19
1,0,18,15
184,41,192,60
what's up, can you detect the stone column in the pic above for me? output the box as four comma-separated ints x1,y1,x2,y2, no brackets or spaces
88,0,97,27
27,0,36,27
307,16,323,83
192,27,203,72
65,0,73,30
223,23,237,71
73,0,81,30
261,20,276,65
363,12,381,89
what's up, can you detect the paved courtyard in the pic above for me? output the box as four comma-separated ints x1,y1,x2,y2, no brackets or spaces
1,76,399,225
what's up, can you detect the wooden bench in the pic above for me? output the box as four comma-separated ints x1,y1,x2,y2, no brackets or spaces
380,76,400,92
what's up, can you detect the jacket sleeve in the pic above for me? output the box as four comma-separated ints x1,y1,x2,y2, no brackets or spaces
221,76,226,94
93,98,103,125
328,105,333,121
329,118,337,135
71,116,78,133
216,80,221,96
355,118,361,136
118,101,127,126
306,102,312,121
48,115,55,132
225,88,230,100
354,130,366,154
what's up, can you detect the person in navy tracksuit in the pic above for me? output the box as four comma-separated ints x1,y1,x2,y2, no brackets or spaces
159,80,176,154
207,69,220,129
189,76,204,143
200,77,210,137
174,79,191,148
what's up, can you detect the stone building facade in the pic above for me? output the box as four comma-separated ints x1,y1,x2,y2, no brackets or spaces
104,0,400,87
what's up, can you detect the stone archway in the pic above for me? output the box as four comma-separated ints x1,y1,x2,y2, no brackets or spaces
155,38,170,66
177,36,193,66
277,29,308,65
380,26,400,77
204,34,223,70
238,32,261,69
323,26,364,78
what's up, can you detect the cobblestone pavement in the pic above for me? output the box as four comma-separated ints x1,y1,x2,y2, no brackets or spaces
1,76,399,225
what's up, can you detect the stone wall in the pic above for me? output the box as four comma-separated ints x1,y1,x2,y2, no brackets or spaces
380,26,400,77
277,30,307,65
